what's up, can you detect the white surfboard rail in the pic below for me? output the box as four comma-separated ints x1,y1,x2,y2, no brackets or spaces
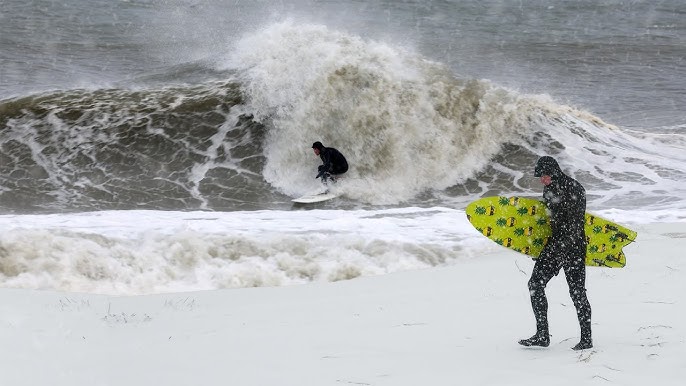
292,190,339,204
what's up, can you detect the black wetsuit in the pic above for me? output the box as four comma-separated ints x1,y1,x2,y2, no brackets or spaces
318,147,348,175
528,156,592,345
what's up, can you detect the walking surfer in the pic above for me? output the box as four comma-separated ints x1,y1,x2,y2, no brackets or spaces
312,141,348,184
519,156,593,351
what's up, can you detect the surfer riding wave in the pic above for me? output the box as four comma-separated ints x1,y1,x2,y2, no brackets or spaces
312,141,348,184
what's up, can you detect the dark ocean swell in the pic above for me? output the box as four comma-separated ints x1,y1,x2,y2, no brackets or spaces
2,71,686,214
2,19,686,213
0,81,287,213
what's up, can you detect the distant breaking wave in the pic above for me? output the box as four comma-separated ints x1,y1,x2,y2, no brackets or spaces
1,21,685,213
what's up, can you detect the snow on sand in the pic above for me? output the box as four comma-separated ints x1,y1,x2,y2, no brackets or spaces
1,222,684,386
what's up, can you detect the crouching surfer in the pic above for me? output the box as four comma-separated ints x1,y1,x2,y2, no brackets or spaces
312,141,348,184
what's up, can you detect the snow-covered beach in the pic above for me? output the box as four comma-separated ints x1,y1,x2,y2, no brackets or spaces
1,209,683,386
3,1,686,384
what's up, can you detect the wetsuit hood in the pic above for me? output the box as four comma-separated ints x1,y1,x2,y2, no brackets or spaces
534,156,563,178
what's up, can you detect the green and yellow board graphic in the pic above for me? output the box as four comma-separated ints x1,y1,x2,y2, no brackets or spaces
465,196,637,268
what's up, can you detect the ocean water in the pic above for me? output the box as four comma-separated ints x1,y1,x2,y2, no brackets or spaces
1,0,685,294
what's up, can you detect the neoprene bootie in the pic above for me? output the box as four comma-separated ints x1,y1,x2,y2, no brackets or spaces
518,332,550,347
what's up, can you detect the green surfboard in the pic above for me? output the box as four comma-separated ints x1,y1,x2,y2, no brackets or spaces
465,196,637,268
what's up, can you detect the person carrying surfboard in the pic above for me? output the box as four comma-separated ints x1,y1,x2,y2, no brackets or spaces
519,156,593,350
312,141,348,184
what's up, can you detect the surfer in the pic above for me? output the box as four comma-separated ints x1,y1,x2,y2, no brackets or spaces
312,141,348,184
519,156,593,351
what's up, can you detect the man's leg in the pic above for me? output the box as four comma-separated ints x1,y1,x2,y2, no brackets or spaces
564,259,593,350
519,259,557,347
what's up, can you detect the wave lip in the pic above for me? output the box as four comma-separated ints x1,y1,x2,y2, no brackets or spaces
229,21,686,209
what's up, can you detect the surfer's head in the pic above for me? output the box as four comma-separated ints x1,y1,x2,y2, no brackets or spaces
534,156,562,180
312,141,324,155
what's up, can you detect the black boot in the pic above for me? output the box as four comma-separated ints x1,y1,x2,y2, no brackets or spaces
572,339,592,350
519,332,550,347
572,322,592,350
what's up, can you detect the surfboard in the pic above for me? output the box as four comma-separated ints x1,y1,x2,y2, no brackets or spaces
465,196,637,268
291,190,339,204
